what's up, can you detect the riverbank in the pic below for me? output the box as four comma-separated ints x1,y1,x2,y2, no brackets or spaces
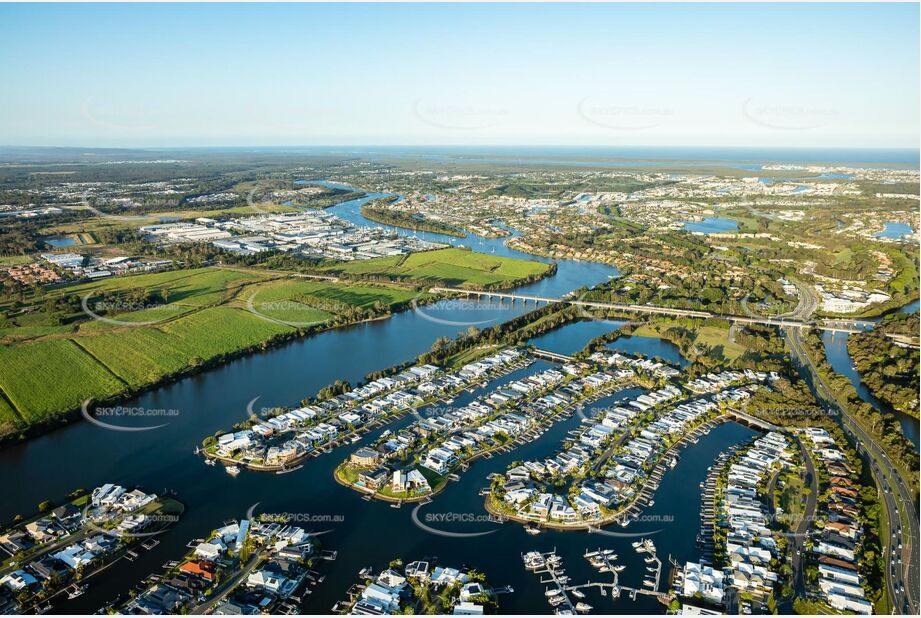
0,248,554,445
335,376,633,504
484,413,729,530
360,198,466,238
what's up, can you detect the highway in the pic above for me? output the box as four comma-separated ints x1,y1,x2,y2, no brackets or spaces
430,287,881,335
786,326,918,614
781,279,917,614
446,282,919,610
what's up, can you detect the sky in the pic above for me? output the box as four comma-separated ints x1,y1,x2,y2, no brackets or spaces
0,2,918,149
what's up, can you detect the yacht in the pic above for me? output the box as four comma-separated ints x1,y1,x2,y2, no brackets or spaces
225,465,241,476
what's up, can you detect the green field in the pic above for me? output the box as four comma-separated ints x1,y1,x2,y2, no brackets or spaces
323,247,550,288
0,251,549,438
632,321,747,361
0,266,433,437
0,339,125,424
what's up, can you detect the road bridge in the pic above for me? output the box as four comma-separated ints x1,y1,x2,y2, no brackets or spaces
531,348,576,363
431,287,878,334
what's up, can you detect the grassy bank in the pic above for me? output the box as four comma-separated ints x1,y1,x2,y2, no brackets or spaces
0,246,551,442
320,247,553,290
0,267,416,440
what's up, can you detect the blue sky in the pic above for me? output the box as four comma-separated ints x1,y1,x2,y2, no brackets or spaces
0,3,918,148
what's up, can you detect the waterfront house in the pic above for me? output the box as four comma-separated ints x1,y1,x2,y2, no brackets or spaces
179,560,216,582
50,503,82,529
351,447,382,467
247,569,297,598
359,467,390,490
25,519,57,543
679,561,726,605
0,570,37,592
194,539,226,560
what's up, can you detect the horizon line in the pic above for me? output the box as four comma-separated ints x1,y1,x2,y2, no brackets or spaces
1,144,919,152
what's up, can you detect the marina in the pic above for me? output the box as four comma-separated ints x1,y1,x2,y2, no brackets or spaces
523,542,666,614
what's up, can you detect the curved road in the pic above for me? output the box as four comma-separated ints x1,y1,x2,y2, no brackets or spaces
785,326,918,614
782,279,917,613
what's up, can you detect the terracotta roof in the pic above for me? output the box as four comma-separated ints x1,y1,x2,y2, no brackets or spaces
179,560,215,581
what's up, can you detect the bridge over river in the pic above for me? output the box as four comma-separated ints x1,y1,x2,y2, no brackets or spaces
431,287,881,335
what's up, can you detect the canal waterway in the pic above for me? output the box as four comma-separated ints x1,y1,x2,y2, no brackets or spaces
821,298,920,450
0,185,768,614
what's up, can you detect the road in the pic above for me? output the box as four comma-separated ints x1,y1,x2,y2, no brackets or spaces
785,326,919,614
431,287,880,335
778,280,917,613
190,550,265,615
788,437,818,604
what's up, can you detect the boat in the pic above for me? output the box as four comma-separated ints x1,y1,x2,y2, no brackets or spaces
614,565,626,572
204,458,216,466
570,589,585,599
631,541,642,549
575,603,593,613
67,584,88,599
225,465,240,476
545,589,562,598
525,526,541,536
600,588,607,597
523,552,546,570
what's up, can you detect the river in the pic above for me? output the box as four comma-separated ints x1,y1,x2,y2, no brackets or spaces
820,299,920,450
1,186,761,614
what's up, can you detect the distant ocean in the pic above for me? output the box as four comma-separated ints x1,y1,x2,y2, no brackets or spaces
222,145,920,168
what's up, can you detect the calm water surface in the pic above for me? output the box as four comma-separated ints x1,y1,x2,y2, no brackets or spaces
875,221,914,239
2,187,762,614
680,217,738,234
